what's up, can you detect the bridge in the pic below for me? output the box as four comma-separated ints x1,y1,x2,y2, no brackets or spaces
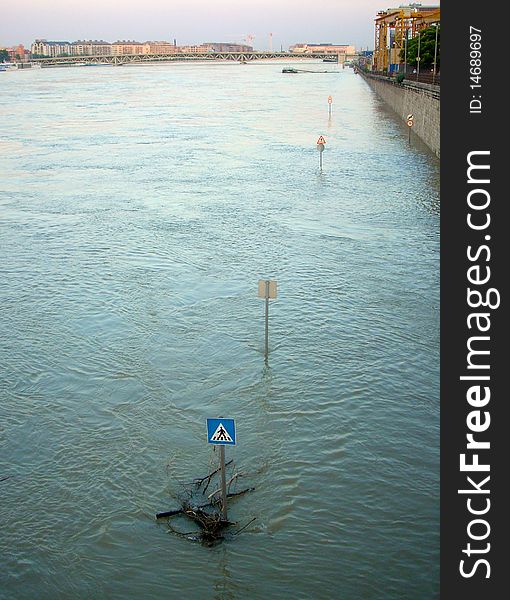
31,51,359,67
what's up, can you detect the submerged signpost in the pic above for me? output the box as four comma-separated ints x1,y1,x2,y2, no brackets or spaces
406,113,414,144
206,417,236,521
317,135,326,171
328,95,333,118
156,415,254,544
258,279,277,361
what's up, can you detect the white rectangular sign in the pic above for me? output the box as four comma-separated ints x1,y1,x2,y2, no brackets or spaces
258,279,277,299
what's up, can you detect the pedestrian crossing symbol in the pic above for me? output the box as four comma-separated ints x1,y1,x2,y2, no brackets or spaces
207,418,236,445
211,423,233,442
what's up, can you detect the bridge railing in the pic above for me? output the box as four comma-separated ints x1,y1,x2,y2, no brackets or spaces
29,51,361,67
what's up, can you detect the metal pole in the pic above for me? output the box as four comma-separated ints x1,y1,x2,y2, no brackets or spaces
408,126,411,145
404,28,408,76
264,280,269,360
219,445,228,521
433,24,439,83
417,32,421,79
319,150,323,171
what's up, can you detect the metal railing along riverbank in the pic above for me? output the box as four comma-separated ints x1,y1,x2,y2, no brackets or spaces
369,69,440,87
356,68,440,100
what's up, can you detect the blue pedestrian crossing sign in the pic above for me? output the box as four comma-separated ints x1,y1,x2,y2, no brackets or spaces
206,418,236,445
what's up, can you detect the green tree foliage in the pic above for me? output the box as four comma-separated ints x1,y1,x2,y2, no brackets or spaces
0,49,9,62
400,25,440,70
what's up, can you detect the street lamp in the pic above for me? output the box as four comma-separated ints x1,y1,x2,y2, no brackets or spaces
416,31,421,79
433,23,439,84
404,28,408,76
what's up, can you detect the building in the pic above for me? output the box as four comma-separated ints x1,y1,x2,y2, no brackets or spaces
111,41,146,55
1,44,29,62
289,43,356,55
31,39,72,57
200,43,254,53
178,45,210,53
70,40,112,56
143,41,179,54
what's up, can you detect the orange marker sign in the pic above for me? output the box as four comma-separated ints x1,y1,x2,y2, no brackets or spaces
317,135,326,145
328,96,333,104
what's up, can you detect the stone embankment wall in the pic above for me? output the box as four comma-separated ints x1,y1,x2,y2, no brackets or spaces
359,71,440,158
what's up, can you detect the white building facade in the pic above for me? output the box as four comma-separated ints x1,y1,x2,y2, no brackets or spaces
31,40,72,57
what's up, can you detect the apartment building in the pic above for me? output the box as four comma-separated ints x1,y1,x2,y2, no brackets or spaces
111,41,146,55
31,39,72,57
71,40,112,56
143,41,179,54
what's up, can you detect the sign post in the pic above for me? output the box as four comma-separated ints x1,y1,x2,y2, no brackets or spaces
264,280,269,358
219,445,227,519
206,417,236,521
258,279,277,361
316,135,326,171
328,95,333,118
406,113,414,144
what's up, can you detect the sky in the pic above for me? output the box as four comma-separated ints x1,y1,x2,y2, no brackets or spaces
0,0,398,50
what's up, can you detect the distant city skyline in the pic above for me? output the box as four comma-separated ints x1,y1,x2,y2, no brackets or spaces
0,0,399,50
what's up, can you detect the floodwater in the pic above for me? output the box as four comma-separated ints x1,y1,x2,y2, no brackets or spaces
0,62,439,599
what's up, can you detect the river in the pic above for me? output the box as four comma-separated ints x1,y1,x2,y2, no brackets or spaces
0,61,439,599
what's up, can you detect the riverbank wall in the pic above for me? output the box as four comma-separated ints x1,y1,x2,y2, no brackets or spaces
358,70,440,158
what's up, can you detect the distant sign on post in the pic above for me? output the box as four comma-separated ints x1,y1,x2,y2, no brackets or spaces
328,96,333,104
317,135,326,145
407,113,414,121
258,279,277,299
407,119,414,127
207,418,236,445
